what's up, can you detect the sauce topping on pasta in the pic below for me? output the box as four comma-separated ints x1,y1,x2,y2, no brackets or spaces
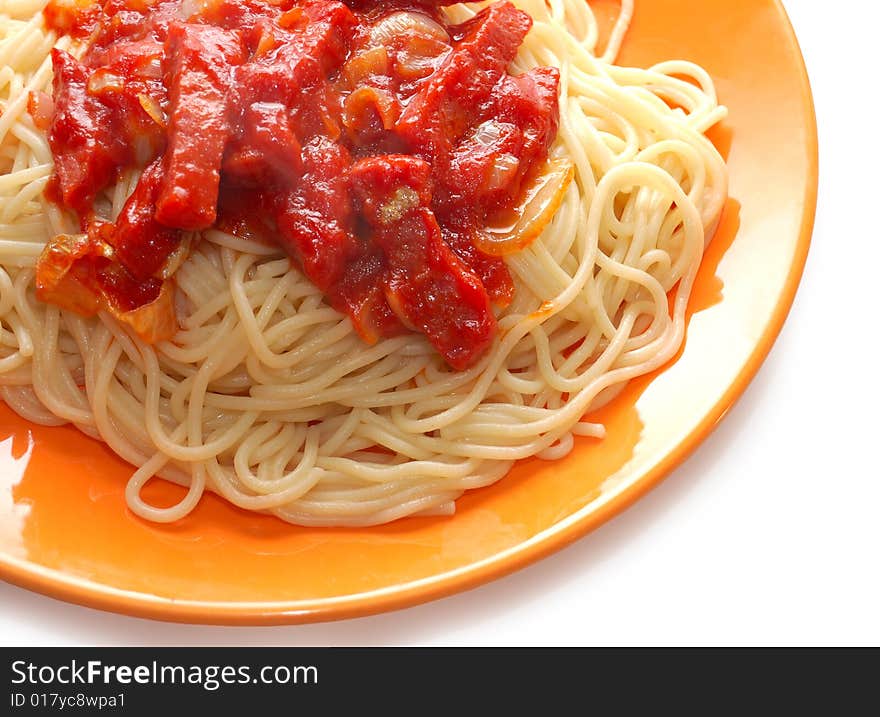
35,0,560,369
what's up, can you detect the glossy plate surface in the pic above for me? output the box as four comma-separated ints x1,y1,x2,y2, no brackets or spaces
0,0,817,624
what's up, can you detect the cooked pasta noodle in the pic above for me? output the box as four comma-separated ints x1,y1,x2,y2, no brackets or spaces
0,0,727,525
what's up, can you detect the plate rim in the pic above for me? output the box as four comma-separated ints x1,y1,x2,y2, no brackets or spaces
0,0,818,625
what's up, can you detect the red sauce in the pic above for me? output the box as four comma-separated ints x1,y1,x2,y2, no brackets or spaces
42,0,103,39
37,0,559,369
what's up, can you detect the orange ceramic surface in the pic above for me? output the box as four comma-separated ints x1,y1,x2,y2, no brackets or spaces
0,0,817,624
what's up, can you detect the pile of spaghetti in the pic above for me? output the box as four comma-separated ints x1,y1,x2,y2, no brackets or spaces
0,0,728,525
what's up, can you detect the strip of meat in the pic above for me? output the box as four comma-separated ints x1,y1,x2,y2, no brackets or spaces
222,102,302,185
274,136,353,291
391,2,539,307
440,67,559,303
234,1,357,108
440,223,514,308
394,1,531,165
112,158,181,281
274,138,403,342
491,66,561,199
82,37,169,167
351,155,497,369
47,49,129,214
39,0,562,368
155,22,245,230
332,246,404,343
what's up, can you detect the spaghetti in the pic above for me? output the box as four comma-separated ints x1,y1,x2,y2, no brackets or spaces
0,0,728,526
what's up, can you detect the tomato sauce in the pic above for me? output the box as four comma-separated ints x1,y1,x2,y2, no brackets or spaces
37,0,559,369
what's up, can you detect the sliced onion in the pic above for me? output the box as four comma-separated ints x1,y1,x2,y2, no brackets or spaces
36,234,178,341
254,28,277,58
37,273,99,316
87,69,124,95
474,157,574,256
35,233,100,316
113,280,178,343
36,233,88,285
137,93,165,127
343,87,399,132
384,288,417,332
135,55,163,80
369,12,450,83
178,0,216,20
158,232,195,279
395,37,450,80
396,49,449,81
278,7,304,29
27,91,54,130
369,11,448,48
131,134,154,166
341,46,389,88
178,0,197,18
469,119,507,149
485,153,520,191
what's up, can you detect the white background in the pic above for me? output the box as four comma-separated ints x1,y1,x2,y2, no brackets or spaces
2,1,878,646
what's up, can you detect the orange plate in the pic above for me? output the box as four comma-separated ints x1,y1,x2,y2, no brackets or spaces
0,0,817,624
